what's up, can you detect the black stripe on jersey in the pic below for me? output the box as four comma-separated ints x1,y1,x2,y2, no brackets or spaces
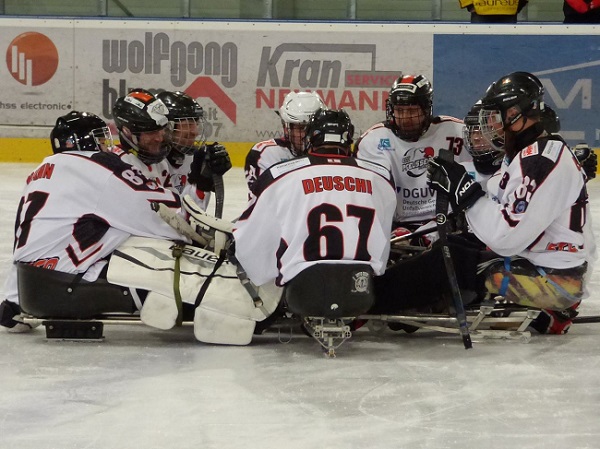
252,154,393,198
518,137,565,187
65,151,170,194
275,238,288,287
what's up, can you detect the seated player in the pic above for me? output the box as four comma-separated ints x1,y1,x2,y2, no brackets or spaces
234,108,396,320
156,90,231,207
245,91,325,199
0,110,185,332
427,71,596,334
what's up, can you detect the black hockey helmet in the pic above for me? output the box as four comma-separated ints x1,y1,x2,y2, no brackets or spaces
386,74,433,141
305,108,354,155
50,111,113,154
480,71,544,127
156,90,206,155
478,72,545,152
112,88,171,164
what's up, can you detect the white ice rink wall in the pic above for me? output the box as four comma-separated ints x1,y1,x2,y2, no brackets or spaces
0,18,599,165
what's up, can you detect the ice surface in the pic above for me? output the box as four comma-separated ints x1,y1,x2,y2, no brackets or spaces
1,165,599,449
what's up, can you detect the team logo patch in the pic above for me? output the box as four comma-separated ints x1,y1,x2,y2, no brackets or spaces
522,145,538,158
351,271,370,293
514,200,528,213
377,138,392,151
402,147,434,178
542,141,563,162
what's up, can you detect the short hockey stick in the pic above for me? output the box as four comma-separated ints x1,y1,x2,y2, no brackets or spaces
435,149,473,349
207,176,266,311
151,202,208,246
212,174,225,219
573,315,600,324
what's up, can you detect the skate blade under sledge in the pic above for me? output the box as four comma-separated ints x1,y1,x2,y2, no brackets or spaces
360,304,541,342
22,313,192,341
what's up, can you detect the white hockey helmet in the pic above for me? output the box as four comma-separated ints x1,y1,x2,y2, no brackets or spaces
279,92,325,125
279,92,326,155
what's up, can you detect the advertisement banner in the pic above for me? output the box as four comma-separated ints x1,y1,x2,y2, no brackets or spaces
434,34,600,146
0,19,433,144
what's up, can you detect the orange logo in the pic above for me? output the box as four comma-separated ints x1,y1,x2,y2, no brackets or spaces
6,32,59,86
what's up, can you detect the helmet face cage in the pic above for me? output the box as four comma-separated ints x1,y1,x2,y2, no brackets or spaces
279,92,326,155
386,74,433,141
464,103,502,161
304,108,354,155
478,72,545,152
113,90,171,164
51,111,113,154
170,116,207,155
156,91,206,155
478,108,506,152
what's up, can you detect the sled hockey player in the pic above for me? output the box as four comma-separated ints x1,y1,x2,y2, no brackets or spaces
233,108,396,351
156,90,232,211
0,111,186,332
111,89,173,186
355,74,471,247
1,110,276,344
244,91,325,199
427,71,596,334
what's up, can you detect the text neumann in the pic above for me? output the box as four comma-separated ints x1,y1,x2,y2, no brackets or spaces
302,176,372,194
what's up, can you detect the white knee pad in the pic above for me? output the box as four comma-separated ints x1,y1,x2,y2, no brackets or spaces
140,291,179,330
194,307,255,345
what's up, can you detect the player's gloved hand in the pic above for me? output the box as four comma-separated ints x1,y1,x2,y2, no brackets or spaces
427,156,484,212
573,143,597,181
206,143,232,176
530,302,580,335
0,299,35,333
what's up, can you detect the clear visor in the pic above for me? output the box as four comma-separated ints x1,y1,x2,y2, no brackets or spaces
91,127,114,152
170,116,206,155
478,109,505,152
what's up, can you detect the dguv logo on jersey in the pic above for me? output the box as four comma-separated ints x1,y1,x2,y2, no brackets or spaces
6,32,59,86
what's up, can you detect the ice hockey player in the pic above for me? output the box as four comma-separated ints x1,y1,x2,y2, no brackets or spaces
111,88,173,187
244,91,325,198
156,90,232,210
355,74,471,233
233,108,396,304
0,111,186,332
427,71,596,334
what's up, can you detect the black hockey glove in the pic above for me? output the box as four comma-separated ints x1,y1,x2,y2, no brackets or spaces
188,143,231,191
0,299,32,333
573,143,597,181
427,156,484,212
206,143,232,176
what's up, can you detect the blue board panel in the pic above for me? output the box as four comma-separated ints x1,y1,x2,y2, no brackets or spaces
434,34,600,146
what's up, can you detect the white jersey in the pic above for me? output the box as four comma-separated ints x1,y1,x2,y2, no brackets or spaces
244,138,294,196
234,155,397,286
355,117,470,225
3,151,186,303
112,146,171,187
164,154,211,212
466,138,593,269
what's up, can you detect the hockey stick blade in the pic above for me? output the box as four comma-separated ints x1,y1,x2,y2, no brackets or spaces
182,194,234,234
151,202,208,246
435,149,473,349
